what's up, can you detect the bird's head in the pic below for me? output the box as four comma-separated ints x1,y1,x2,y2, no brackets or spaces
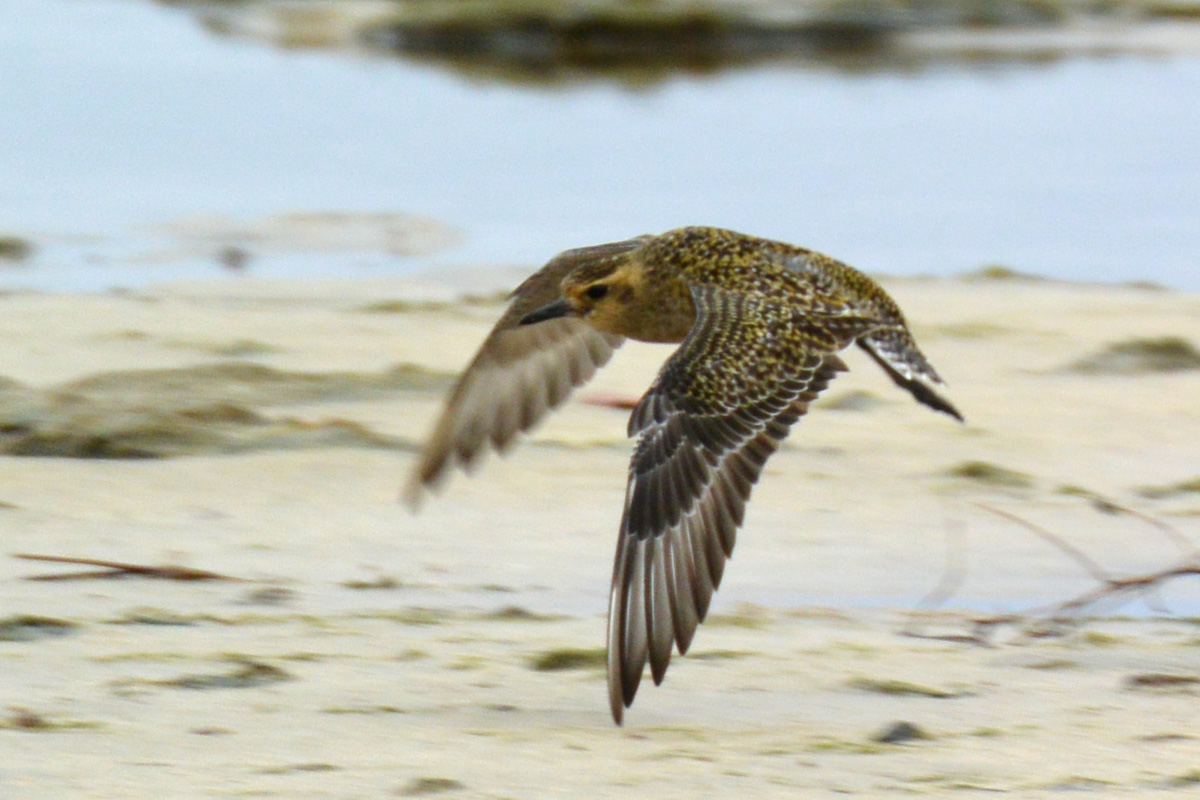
518,244,695,343
519,262,642,333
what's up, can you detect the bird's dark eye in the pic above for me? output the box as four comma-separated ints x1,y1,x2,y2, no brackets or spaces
585,284,609,301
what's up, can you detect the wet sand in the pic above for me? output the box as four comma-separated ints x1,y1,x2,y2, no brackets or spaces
1,273,1198,797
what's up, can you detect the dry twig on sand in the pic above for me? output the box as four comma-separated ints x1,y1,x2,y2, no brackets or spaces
13,553,245,582
904,502,1200,645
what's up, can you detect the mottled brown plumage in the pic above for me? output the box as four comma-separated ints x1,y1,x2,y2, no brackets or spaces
405,226,962,724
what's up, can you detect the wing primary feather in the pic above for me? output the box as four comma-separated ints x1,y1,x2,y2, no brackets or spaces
647,538,673,685
621,539,648,707
665,525,700,654
715,469,748,528
488,380,522,451
685,512,716,621
697,481,737,561
703,508,728,589
607,537,631,725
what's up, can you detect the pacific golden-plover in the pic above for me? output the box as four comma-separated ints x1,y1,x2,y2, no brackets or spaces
405,226,962,724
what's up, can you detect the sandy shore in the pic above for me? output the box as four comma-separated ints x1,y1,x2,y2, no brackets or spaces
1,273,1198,797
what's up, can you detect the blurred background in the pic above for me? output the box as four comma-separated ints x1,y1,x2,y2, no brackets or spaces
1,0,1198,292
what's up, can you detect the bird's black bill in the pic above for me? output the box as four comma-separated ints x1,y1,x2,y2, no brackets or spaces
519,298,573,326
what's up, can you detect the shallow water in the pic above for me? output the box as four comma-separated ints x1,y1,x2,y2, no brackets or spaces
2,0,1199,291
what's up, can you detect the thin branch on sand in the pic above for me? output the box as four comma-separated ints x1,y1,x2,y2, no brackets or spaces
903,502,1200,646
13,553,246,582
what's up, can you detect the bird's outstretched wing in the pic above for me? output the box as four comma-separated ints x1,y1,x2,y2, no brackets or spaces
607,285,858,724
404,237,649,506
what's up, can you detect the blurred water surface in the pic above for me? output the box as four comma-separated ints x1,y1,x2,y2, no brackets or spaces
1,0,1198,291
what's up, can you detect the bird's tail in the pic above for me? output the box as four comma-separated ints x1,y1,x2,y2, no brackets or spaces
858,329,964,422
862,327,942,383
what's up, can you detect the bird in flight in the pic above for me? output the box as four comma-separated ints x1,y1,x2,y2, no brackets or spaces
405,226,962,724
